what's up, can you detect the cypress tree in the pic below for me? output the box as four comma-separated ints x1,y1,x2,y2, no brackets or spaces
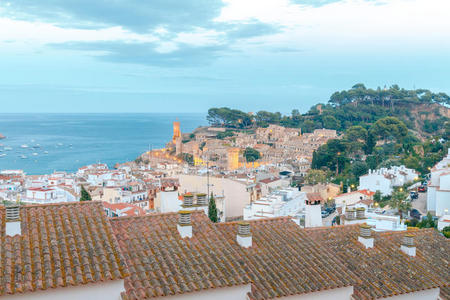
208,192,218,223
80,185,92,201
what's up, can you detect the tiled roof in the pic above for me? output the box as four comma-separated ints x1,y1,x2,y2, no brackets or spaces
306,192,323,202
379,228,450,300
0,202,128,296
216,218,356,300
111,211,249,300
306,225,449,299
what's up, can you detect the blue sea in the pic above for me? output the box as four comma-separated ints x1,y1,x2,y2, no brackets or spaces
0,114,206,174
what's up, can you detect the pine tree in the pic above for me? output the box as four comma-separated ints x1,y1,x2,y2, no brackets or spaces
80,185,92,201
208,192,218,223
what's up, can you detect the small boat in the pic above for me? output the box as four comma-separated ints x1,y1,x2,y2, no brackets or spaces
21,144,29,148
32,152,38,156
57,143,63,146
4,147,12,151
20,155,27,159
32,145,41,149
44,151,49,154
0,154,6,157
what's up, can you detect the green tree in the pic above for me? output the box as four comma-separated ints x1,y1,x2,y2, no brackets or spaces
369,117,408,143
80,185,92,201
244,147,261,162
389,190,410,217
346,125,368,142
373,191,382,202
417,213,437,229
322,115,341,130
351,161,368,178
208,193,218,223
442,226,450,238
304,169,327,185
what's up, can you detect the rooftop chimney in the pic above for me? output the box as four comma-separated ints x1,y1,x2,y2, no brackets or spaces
182,194,194,207
356,207,366,219
196,193,207,206
177,210,192,238
236,221,252,248
5,205,21,236
358,224,374,249
400,234,416,257
346,208,356,220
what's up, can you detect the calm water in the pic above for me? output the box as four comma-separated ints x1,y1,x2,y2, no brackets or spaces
0,113,206,174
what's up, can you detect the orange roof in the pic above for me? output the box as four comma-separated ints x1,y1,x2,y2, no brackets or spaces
306,225,448,299
111,211,249,299
0,202,128,296
217,218,355,299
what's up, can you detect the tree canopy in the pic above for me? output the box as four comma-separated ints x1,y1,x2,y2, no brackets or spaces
80,185,92,201
244,147,261,162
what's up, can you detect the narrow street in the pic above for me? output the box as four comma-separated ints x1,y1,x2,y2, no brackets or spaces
412,191,427,215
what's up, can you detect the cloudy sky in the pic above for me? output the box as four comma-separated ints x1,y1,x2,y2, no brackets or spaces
1,0,450,113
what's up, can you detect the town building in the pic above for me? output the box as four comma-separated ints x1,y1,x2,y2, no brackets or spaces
359,165,419,196
427,148,450,216
334,189,374,207
243,187,306,220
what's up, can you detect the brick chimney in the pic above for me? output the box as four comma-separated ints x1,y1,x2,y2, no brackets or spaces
177,210,192,238
358,224,374,249
5,204,21,236
400,234,416,257
236,221,252,248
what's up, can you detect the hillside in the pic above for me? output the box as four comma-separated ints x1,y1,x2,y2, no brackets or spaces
207,84,450,140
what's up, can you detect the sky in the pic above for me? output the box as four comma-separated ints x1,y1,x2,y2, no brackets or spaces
1,0,450,114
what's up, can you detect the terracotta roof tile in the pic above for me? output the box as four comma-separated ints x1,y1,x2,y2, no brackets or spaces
306,225,449,299
216,218,356,299
111,211,250,299
0,202,128,296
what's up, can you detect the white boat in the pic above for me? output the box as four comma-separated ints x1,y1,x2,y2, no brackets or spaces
21,144,29,148
0,154,6,157
20,155,27,159
4,147,12,151
32,152,38,156
44,151,49,154
57,143,63,146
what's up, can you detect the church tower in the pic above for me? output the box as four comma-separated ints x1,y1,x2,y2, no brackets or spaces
172,121,181,144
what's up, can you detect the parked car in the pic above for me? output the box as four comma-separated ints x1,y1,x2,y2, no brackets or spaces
410,209,422,220
325,207,335,214
418,186,427,192
410,191,419,199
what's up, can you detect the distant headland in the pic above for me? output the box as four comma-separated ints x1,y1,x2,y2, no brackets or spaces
0,133,5,139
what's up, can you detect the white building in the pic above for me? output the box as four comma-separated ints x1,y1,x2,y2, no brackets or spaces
427,148,450,216
23,186,77,204
437,215,450,231
359,165,418,196
334,190,374,207
243,187,306,220
341,204,407,231
157,187,182,213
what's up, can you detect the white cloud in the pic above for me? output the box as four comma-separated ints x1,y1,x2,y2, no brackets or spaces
217,0,450,51
174,28,225,46
0,18,157,51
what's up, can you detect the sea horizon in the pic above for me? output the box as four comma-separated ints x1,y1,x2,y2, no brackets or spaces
0,113,206,175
